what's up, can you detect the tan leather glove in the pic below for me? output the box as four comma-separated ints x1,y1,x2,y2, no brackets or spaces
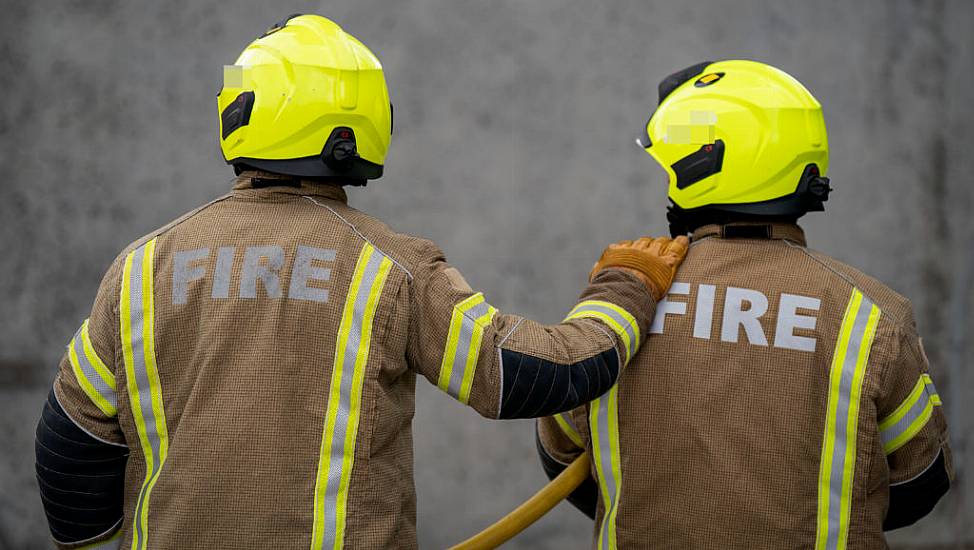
590,236,689,301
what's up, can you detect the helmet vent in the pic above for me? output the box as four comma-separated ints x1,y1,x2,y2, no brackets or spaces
672,139,725,189
221,91,255,140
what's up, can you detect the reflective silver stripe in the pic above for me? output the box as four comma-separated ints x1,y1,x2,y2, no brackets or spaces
554,411,583,446
445,299,491,399
437,294,497,405
880,391,934,449
571,302,639,352
70,324,117,413
559,411,578,433
596,397,616,549
826,301,868,548
314,244,393,550
816,290,880,550
879,375,941,454
590,385,622,550
122,240,168,550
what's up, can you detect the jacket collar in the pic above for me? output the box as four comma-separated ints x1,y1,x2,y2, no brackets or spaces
231,170,348,203
691,222,807,246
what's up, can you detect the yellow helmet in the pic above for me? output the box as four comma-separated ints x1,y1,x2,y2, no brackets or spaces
218,14,392,181
637,60,831,235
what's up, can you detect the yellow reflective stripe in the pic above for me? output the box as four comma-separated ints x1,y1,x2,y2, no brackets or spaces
121,239,168,550
311,243,392,550
311,256,364,550
590,385,622,550
589,397,612,542
333,255,391,549
879,377,927,432
814,291,857,549
81,321,116,392
923,375,942,406
120,247,150,468
837,304,880,550
879,374,943,454
437,293,497,404
138,238,168,549
554,412,583,447
587,300,641,347
457,305,497,404
437,293,483,392
605,386,623,550
815,289,881,550
565,300,639,363
68,322,117,417
883,400,935,455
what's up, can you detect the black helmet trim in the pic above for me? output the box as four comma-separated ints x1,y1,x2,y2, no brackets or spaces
667,163,831,237
637,60,714,149
262,14,303,38
658,61,714,105
229,155,383,182
227,126,383,182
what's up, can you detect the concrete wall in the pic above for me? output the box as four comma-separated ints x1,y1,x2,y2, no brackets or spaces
1,0,971,548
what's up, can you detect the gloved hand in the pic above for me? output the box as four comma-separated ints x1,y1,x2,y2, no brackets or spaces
590,236,689,301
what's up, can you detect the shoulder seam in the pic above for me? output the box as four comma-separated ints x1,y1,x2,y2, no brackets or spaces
301,195,414,280
121,187,236,256
783,240,906,327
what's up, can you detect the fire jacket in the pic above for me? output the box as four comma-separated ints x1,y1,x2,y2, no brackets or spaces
538,222,952,550
34,171,658,550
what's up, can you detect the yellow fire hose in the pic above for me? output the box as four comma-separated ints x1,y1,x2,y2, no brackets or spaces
449,450,592,550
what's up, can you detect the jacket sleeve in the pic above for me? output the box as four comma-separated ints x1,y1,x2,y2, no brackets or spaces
405,240,656,419
37,256,128,548
536,409,598,519
876,320,952,531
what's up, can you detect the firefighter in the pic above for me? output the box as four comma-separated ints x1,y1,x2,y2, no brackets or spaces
33,14,688,550
537,60,953,549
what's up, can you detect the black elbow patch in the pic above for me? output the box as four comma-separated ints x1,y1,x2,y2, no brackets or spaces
884,450,951,531
35,389,127,544
498,348,618,419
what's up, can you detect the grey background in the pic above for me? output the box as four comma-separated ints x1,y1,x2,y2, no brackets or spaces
1,0,972,548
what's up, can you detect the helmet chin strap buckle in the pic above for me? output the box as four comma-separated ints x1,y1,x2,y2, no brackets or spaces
798,164,831,211
322,127,359,171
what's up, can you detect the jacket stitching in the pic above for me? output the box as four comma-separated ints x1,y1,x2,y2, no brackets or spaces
784,240,904,327
302,196,414,280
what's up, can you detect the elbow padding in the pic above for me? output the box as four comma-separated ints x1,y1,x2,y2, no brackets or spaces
35,389,128,544
884,450,950,531
498,347,619,419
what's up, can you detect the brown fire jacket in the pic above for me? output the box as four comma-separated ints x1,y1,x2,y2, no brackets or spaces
539,222,952,550
46,172,658,550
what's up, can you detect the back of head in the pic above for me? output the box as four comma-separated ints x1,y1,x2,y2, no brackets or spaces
636,60,832,236
217,14,393,185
